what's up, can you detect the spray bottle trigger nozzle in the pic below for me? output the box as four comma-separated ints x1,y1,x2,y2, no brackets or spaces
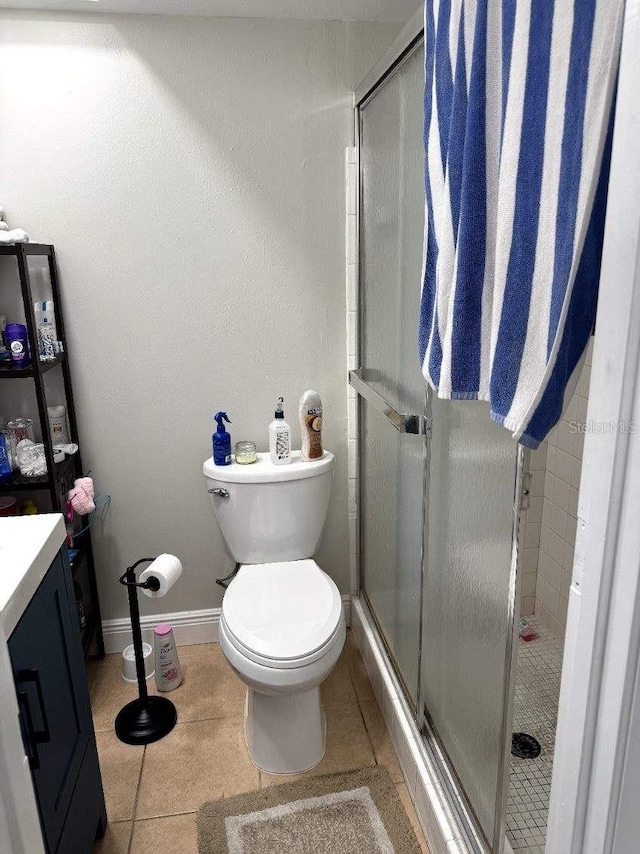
214,411,232,430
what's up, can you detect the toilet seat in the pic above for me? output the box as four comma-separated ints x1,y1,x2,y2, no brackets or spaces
221,560,343,669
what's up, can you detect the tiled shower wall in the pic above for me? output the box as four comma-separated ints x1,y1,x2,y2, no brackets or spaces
534,338,593,642
346,147,359,594
519,444,548,618
520,338,593,643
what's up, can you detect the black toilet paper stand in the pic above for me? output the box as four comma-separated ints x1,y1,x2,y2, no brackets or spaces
114,558,177,745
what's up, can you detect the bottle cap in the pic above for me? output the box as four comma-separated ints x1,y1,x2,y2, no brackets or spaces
154,623,173,636
275,397,285,419
5,323,26,336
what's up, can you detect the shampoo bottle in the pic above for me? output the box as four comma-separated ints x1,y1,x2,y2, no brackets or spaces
213,411,232,466
269,397,291,465
299,390,323,461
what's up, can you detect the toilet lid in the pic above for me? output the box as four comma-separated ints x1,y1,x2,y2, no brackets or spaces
222,560,342,662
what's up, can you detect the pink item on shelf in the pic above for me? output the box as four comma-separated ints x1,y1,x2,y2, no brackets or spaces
75,476,95,499
68,476,95,515
154,623,172,636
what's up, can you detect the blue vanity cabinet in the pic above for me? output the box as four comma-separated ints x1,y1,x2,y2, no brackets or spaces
8,550,107,853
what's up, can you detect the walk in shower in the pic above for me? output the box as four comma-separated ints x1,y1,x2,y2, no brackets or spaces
351,16,589,853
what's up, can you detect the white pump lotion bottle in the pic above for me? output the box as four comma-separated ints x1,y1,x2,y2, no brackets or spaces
269,397,292,465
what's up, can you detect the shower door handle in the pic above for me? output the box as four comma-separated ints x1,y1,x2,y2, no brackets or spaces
349,370,430,436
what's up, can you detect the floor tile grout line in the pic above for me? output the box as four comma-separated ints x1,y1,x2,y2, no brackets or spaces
355,693,380,765
125,818,134,854
93,705,248,732
132,808,198,825
347,651,382,770
95,703,363,726
127,743,147,851
345,644,428,851
93,635,426,851
344,643,368,699
94,701,366,734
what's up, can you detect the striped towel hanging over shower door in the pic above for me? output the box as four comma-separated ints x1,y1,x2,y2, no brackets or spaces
419,0,624,448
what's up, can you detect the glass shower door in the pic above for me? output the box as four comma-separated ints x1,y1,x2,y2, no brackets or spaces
357,44,426,705
421,401,520,847
356,30,521,851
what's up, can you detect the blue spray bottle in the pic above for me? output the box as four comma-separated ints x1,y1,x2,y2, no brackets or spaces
213,412,232,466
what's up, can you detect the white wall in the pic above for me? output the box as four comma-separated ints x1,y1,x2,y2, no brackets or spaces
0,12,400,620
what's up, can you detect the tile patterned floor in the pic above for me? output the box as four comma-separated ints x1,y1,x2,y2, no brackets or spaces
90,632,429,853
506,619,563,853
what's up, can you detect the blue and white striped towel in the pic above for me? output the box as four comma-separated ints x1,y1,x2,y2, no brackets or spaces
419,0,624,448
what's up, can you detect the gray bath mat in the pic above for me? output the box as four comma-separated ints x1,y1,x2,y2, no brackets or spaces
197,765,422,853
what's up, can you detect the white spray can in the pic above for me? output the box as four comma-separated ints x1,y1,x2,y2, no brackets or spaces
153,623,183,691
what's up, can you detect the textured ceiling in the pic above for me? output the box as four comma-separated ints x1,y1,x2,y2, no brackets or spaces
0,0,421,21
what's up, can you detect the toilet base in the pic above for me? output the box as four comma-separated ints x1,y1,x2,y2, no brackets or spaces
244,686,326,775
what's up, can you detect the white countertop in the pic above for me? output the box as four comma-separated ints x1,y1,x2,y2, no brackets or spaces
0,514,66,638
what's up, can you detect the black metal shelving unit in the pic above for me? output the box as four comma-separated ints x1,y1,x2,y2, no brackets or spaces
0,243,105,659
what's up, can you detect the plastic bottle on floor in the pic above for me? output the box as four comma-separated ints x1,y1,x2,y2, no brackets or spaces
519,618,537,641
154,624,183,691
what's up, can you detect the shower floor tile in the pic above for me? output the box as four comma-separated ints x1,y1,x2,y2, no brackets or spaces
506,618,563,853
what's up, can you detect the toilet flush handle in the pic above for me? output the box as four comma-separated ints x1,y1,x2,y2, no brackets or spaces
209,488,230,498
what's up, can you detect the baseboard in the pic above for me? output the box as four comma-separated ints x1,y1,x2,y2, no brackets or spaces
101,608,220,654
102,594,352,655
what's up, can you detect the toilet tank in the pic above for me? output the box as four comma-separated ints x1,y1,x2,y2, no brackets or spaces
203,451,334,565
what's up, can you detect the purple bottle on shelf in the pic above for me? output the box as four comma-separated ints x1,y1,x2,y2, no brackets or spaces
5,323,30,368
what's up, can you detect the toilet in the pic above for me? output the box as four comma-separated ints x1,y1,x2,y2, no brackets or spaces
203,449,345,774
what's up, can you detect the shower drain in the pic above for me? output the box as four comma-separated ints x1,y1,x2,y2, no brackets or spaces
511,732,541,759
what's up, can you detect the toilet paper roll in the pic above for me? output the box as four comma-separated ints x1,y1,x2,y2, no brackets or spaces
140,554,182,598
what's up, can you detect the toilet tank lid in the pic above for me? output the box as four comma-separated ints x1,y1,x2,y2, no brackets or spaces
203,450,334,483
222,560,342,661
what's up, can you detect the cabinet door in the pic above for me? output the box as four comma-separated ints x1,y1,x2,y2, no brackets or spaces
8,552,93,853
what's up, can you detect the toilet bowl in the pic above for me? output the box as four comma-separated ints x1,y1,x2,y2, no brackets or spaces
203,450,345,774
220,560,345,773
